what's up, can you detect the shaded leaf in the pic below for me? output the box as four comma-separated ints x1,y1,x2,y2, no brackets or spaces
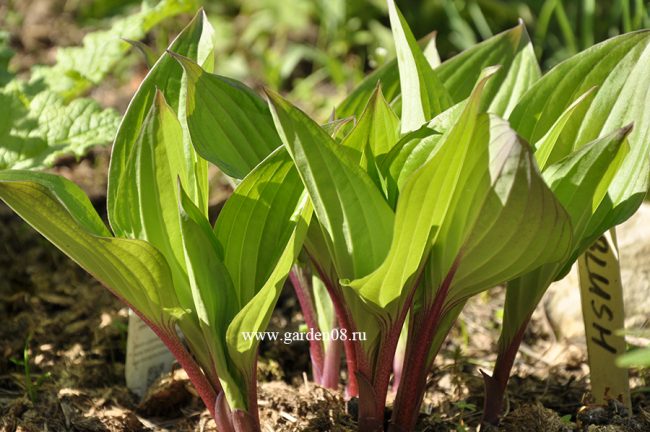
174,54,280,179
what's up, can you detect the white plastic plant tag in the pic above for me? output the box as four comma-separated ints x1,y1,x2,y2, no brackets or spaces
125,310,175,398
578,228,631,410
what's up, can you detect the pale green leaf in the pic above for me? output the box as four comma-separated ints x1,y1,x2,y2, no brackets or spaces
112,91,193,311
212,148,312,410
438,116,572,308
436,21,541,117
344,70,499,359
215,148,308,305
532,87,597,170
340,85,399,190
0,171,181,330
267,90,394,281
387,0,452,132
341,85,399,162
177,184,242,410
617,347,650,368
381,101,464,206
108,10,214,232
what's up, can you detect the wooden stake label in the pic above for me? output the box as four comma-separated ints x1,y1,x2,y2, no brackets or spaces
125,311,175,398
577,228,631,409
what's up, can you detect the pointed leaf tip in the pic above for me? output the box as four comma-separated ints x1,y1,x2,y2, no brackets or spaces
166,50,202,82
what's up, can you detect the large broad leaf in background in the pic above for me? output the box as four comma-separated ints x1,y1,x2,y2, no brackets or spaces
31,0,197,99
0,0,194,171
0,90,119,169
108,10,214,236
174,55,281,180
0,171,182,333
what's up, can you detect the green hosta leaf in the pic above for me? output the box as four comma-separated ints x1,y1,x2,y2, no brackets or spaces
224,207,309,407
112,91,193,311
508,33,650,233
617,347,650,368
544,126,631,274
312,273,336,349
501,126,633,345
215,148,308,304
381,101,465,206
543,127,631,233
341,86,399,163
509,31,650,146
0,90,119,169
435,115,572,309
0,171,181,331
0,31,13,86
174,55,280,179
30,0,197,99
436,21,541,117
322,116,355,140
532,87,597,170
345,69,498,357
213,148,311,411
177,184,241,409
423,33,442,68
387,0,452,132
108,10,214,232
337,22,538,121
267,90,394,281
382,127,442,207
499,33,650,348
340,86,399,189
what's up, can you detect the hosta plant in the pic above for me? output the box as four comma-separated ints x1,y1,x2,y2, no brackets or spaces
1,2,649,432
0,11,310,431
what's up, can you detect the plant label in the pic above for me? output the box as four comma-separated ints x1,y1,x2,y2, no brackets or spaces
578,228,631,410
125,310,175,398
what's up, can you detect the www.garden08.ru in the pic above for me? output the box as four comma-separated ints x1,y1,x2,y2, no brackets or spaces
241,328,367,344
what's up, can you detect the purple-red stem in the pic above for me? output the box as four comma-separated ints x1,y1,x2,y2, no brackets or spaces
321,337,343,388
389,259,461,431
356,266,426,431
127,304,219,419
248,351,261,428
309,257,360,397
289,266,325,384
481,317,530,426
